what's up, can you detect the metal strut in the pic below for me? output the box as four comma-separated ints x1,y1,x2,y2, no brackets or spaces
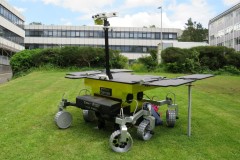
187,83,193,137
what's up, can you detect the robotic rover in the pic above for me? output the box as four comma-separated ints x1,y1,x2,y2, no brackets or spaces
54,69,213,152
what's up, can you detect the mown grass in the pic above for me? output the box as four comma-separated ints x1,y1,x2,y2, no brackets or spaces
0,70,239,160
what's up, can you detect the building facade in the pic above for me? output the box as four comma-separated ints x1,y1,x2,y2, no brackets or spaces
0,0,25,74
24,25,182,59
209,3,240,51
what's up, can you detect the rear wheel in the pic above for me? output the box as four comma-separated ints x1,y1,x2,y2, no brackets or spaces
82,110,96,122
166,110,176,127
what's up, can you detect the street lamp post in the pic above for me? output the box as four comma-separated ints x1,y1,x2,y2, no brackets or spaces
157,6,163,64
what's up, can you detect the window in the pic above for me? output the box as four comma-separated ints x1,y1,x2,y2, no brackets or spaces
71,31,75,37
49,31,53,37
80,31,84,37
124,32,129,38
53,30,58,37
142,32,147,38
62,31,66,37
76,31,80,37
116,32,121,38
129,32,134,38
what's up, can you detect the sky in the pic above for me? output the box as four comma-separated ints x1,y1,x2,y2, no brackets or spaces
6,0,240,29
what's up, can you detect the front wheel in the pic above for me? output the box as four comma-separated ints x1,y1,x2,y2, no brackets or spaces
55,111,72,129
109,130,133,153
137,120,153,140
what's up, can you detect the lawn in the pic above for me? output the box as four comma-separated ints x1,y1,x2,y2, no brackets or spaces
0,71,239,160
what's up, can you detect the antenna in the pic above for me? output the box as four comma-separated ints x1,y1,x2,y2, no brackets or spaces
92,12,118,80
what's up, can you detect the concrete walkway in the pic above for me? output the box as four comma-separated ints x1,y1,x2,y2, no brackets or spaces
0,72,12,84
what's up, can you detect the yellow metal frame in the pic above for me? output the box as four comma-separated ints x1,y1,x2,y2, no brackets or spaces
85,78,157,112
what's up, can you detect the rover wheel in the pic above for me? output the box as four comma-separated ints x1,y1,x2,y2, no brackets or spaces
166,110,176,127
109,130,133,153
82,110,96,122
137,119,153,140
55,111,72,129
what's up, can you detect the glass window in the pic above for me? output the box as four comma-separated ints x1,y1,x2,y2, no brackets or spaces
53,30,57,37
116,32,121,38
25,30,29,36
66,31,71,37
169,33,173,39
129,32,134,38
80,31,84,37
76,31,80,37
155,33,160,39
163,33,168,39
121,32,125,38
44,30,48,37
89,31,94,37
134,32,138,39
57,30,61,37
138,32,142,38
71,31,75,37
124,32,129,38
143,32,147,38
48,31,53,37
62,31,66,37
147,33,151,39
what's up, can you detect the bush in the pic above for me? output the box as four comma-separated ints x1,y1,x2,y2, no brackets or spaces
138,50,158,71
161,46,240,74
10,46,128,75
10,49,42,74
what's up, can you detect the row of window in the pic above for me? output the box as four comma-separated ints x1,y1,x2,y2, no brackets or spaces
0,25,24,46
235,37,240,45
25,29,177,40
25,43,157,53
0,4,24,29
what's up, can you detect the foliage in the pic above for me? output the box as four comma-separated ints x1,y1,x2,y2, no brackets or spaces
138,50,158,71
10,46,128,75
179,18,208,42
161,46,240,74
10,49,42,74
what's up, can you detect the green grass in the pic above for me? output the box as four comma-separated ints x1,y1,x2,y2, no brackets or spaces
0,70,239,160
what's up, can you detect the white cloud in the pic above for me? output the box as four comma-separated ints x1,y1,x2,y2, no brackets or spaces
109,12,182,29
42,0,114,13
108,0,214,29
165,0,215,28
123,0,163,8
40,0,215,29
222,0,239,6
13,6,26,13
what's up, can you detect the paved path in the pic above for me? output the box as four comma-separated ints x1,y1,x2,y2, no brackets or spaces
0,72,12,84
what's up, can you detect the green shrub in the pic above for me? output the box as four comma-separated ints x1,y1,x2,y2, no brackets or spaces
10,46,128,75
138,50,158,71
10,49,42,74
131,63,148,72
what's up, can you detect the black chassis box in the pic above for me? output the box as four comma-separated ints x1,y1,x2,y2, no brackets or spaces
76,95,121,115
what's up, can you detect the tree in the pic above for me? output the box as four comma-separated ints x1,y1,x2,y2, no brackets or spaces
179,18,208,42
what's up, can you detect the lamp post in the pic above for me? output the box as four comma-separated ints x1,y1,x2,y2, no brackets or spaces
157,6,163,64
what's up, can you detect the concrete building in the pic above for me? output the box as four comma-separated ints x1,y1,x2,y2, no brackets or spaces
24,25,182,60
0,0,25,83
209,3,240,51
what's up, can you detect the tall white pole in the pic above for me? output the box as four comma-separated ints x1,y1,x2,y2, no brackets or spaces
157,6,163,64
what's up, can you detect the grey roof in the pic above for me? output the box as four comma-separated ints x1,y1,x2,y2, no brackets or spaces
209,2,240,24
